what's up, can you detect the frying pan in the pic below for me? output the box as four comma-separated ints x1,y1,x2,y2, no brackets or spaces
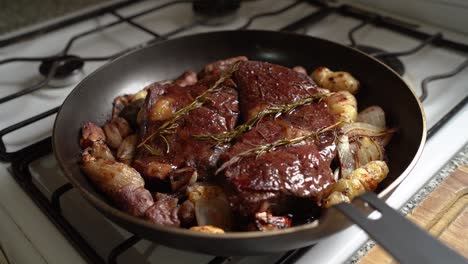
53,30,467,263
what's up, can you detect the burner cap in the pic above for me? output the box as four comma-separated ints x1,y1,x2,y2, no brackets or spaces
193,0,240,26
39,55,85,87
354,45,405,76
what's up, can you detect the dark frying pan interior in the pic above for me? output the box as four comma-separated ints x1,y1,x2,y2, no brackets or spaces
54,30,426,256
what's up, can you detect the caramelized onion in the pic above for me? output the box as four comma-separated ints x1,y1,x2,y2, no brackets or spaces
337,122,395,178
188,185,233,230
353,136,384,168
357,106,386,128
337,135,355,178
194,196,232,230
341,122,395,138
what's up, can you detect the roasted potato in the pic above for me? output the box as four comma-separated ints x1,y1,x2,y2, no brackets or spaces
323,160,389,207
311,67,360,94
324,91,357,124
187,184,225,203
190,225,225,234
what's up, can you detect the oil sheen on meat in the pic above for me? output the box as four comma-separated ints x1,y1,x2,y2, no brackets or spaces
220,61,337,217
133,64,240,183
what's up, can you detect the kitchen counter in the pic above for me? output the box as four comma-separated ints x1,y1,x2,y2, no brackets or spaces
0,0,111,35
347,142,468,263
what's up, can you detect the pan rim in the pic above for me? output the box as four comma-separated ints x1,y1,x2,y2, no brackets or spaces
53,29,426,240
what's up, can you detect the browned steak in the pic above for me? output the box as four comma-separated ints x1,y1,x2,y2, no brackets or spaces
220,61,337,217
144,193,180,227
233,60,319,120
133,72,239,182
200,56,248,78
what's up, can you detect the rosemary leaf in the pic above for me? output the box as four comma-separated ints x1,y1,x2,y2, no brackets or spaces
143,144,162,156
137,61,241,149
195,92,331,143
252,121,341,156
160,134,170,153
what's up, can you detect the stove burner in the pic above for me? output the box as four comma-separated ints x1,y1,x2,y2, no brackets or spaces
193,0,240,26
354,45,405,76
39,55,85,87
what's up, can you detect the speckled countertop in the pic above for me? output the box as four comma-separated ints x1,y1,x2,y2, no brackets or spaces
0,0,110,35
346,142,468,263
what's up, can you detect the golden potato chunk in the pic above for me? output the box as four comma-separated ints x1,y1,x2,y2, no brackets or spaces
190,225,225,234
311,67,360,94
324,91,357,124
187,185,225,203
323,160,389,208
150,97,175,121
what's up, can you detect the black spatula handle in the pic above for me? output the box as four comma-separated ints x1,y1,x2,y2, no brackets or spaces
335,192,468,264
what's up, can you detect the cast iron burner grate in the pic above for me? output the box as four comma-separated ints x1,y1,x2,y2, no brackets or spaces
9,137,311,263
1,0,468,263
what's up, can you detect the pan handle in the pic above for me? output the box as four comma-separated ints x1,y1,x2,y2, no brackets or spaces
334,192,468,264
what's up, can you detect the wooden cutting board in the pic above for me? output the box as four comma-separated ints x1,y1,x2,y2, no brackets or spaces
359,165,468,264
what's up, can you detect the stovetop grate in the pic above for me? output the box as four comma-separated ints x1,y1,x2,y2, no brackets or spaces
10,138,307,263
2,0,468,263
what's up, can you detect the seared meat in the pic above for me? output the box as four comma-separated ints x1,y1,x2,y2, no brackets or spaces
220,61,337,216
174,70,198,87
221,119,336,216
145,193,181,227
80,150,155,217
169,167,198,192
133,72,239,181
113,184,154,217
78,58,366,231
233,60,318,120
103,117,132,149
200,56,248,78
81,152,145,195
255,212,292,231
87,141,115,161
178,200,195,226
80,122,106,148
292,66,307,75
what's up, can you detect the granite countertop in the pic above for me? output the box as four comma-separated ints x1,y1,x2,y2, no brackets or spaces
0,0,110,35
347,142,468,263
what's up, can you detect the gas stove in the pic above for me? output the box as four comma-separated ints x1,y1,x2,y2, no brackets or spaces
0,1,467,263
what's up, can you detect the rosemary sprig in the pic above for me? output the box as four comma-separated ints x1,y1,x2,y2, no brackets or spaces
143,144,162,156
215,121,342,175
195,92,331,143
253,121,341,156
137,61,241,149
